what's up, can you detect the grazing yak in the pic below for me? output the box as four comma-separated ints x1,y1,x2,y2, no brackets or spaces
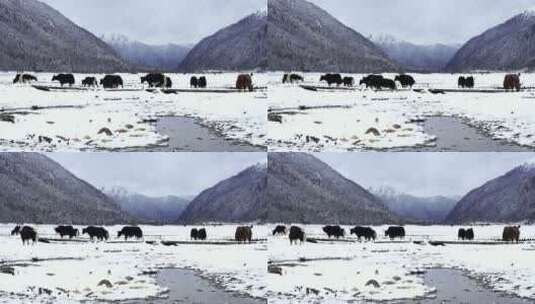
320,74,343,86
82,226,109,241
141,73,166,87
190,76,198,88
11,225,21,236
190,228,207,240
100,75,123,89
117,226,143,240
282,73,304,84
458,76,475,89
82,77,98,87
504,74,521,91
20,226,37,245
350,226,377,241
198,76,207,88
458,228,475,241
343,77,355,87
13,73,37,84
55,225,79,239
52,74,75,86
235,226,253,243
236,74,253,91
272,225,287,236
385,226,405,239
165,76,173,88
322,225,345,239
395,74,415,88
503,226,520,243
360,75,384,89
289,226,305,245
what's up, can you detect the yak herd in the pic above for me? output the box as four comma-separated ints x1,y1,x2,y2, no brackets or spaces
272,225,525,245
9,224,524,246
12,73,256,91
9,224,258,245
280,72,526,91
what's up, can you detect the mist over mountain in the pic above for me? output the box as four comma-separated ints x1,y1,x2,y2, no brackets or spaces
371,186,458,223
102,33,192,72
178,12,267,72
105,186,190,224
0,153,132,225
447,9,535,72
265,153,400,225
370,34,460,72
267,0,400,73
177,164,267,224
0,0,129,72
446,164,535,223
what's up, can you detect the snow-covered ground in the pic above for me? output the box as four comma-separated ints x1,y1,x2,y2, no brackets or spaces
268,72,535,151
0,72,267,151
0,224,268,303
267,224,535,303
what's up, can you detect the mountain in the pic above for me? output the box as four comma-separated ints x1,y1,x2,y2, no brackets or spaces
370,34,460,72
267,0,400,73
178,12,267,72
0,0,129,72
177,164,267,224
371,186,458,223
446,8,535,72
102,34,192,72
0,153,132,225
265,153,400,225
105,187,190,224
445,164,535,224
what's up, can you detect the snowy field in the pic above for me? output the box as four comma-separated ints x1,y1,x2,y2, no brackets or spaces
0,72,267,151
268,72,535,151
0,224,268,303
267,224,535,303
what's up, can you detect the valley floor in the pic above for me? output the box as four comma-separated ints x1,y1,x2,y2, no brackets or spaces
268,72,535,151
0,72,267,152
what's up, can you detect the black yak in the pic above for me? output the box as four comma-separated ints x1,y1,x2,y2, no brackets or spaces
458,76,475,88
197,228,207,240
141,73,166,88
395,74,415,88
503,226,520,243
20,226,37,245
55,225,79,239
191,228,199,240
385,226,405,239
458,228,466,240
236,74,253,91
100,75,123,89
82,77,98,87
11,225,21,236
117,226,143,240
359,75,383,89
190,76,198,88
82,226,109,241
283,73,304,84
289,226,305,245
343,77,355,87
235,226,253,243
52,74,75,86
320,74,343,86
322,225,345,239
272,225,287,236
504,74,521,91
13,74,37,84
350,226,376,241
165,76,172,88
198,76,207,88
465,228,474,240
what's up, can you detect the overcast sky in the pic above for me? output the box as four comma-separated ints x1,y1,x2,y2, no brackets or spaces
47,153,266,197
316,153,535,198
40,0,266,45
309,0,535,44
